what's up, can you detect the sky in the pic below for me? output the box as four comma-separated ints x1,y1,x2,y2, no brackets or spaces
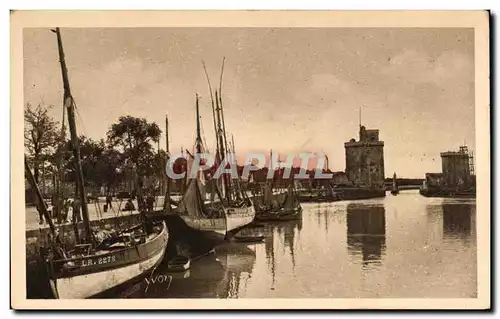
23,28,475,178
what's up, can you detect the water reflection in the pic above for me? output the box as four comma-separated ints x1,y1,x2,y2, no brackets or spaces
103,192,477,298
216,243,257,298
442,203,473,242
265,219,303,289
346,204,386,267
112,242,256,299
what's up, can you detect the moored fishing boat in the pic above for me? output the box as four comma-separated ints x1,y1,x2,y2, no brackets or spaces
34,28,169,299
298,185,341,203
419,187,476,198
256,182,303,221
174,85,255,253
47,222,168,299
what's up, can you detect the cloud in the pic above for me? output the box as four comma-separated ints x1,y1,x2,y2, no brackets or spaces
383,49,474,86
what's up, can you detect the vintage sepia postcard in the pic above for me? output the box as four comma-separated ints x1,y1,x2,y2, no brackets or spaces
11,10,490,310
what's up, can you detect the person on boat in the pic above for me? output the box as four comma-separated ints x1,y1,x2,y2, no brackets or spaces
105,194,113,210
146,194,155,212
65,199,74,223
71,198,82,223
138,196,146,211
124,198,135,211
35,200,45,225
61,198,71,223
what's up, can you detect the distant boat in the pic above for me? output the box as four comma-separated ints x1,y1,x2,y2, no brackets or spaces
419,187,475,198
298,184,341,203
391,172,400,195
257,182,303,221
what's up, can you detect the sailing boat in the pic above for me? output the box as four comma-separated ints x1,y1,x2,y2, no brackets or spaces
276,181,303,220
201,58,255,236
391,172,399,195
175,92,255,252
254,150,279,219
39,28,168,299
257,179,303,221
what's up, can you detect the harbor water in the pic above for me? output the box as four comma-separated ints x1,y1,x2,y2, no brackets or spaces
106,190,477,299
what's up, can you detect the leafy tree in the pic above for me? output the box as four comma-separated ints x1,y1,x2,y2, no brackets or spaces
95,147,125,195
107,116,161,192
57,136,104,191
24,103,61,185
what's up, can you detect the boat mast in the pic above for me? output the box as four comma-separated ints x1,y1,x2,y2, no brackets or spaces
270,149,275,190
194,94,206,210
215,91,231,202
195,94,202,154
163,114,171,212
217,57,236,202
52,27,92,243
218,58,230,164
54,101,67,221
231,133,244,199
202,61,220,163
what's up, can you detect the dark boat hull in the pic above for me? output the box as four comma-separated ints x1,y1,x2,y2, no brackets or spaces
298,195,340,203
419,188,476,198
147,202,255,258
49,221,168,299
256,205,303,221
164,213,227,257
234,235,265,243
334,187,386,200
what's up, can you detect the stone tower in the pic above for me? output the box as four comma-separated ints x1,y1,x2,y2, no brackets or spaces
344,125,385,188
440,146,472,189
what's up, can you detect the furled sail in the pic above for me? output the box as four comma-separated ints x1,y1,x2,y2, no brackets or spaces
178,178,204,218
282,183,299,211
263,183,273,205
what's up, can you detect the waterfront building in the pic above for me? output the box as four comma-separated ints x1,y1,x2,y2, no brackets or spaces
441,146,474,189
344,125,385,188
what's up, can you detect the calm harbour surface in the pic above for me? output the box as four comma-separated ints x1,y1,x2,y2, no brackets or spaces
110,190,477,299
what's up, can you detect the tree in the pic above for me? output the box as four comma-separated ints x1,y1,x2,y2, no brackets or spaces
107,116,161,193
24,103,61,186
58,136,106,191
94,147,125,195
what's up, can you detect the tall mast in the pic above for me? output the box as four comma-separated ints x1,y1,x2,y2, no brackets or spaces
215,91,230,201
269,149,275,190
202,61,220,163
231,134,236,159
217,57,232,198
218,57,230,161
359,106,362,128
55,96,67,217
163,114,171,212
218,89,230,165
195,94,202,154
52,27,92,243
231,134,245,199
